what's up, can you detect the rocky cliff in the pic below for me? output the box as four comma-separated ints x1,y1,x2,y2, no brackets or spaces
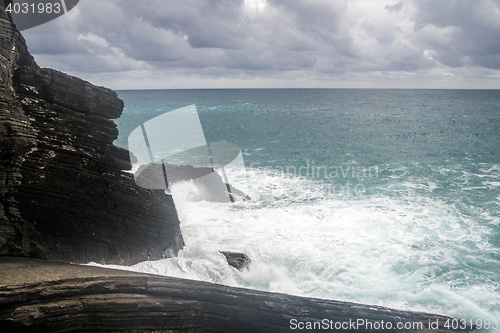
0,0,183,264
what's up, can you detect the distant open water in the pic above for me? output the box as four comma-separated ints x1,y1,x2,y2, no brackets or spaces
95,89,499,330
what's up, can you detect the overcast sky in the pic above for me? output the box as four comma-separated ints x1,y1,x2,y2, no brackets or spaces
21,0,500,89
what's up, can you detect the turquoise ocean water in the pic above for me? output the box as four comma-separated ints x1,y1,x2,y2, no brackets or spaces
107,89,499,329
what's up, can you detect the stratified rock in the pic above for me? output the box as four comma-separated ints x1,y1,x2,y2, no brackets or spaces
0,0,183,264
221,251,251,270
0,257,475,333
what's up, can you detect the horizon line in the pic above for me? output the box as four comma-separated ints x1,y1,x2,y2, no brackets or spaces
114,87,500,91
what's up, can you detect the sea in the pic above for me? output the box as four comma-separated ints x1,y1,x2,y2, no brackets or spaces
97,89,499,330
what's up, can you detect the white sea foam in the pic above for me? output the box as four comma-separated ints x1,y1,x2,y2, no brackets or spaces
93,168,499,328
400,181,438,191
483,181,500,188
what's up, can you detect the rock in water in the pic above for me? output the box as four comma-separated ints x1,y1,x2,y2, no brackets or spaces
0,1,183,264
221,251,251,270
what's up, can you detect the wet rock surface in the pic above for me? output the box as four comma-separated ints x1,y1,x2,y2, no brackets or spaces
221,251,251,271
0,257,474,333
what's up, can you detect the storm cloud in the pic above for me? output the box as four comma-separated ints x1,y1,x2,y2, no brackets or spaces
21,0,500,89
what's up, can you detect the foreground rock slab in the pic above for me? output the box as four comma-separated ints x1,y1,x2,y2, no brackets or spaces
0,257,473,333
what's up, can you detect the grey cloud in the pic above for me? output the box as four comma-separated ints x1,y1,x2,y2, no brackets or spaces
127,0,248,50
268,0,346,34
268,0,356,58
21,30,86,55
385,1,403,13
413,0,500,69
20,0,500,87
474,54,500,69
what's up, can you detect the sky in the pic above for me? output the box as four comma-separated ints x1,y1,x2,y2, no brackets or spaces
21,0,500,90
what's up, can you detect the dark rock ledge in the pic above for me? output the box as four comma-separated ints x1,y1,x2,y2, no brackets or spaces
0,257,474,333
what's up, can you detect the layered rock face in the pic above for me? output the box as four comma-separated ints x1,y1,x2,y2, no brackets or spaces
0,0,183,264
